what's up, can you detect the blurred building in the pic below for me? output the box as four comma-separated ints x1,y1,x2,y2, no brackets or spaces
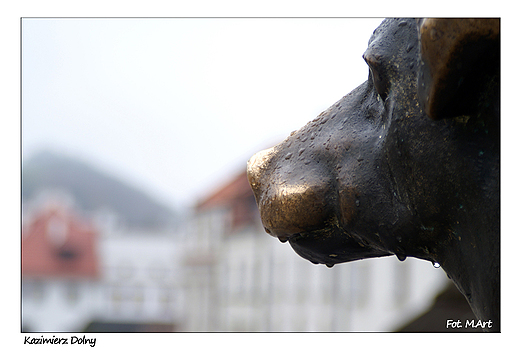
21,192,182,332
181,170,450,332
22,198,101,332
90,226,184,331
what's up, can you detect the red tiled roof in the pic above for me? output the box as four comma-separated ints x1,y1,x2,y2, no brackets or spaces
22,205,99,279
195,170,260,232
196,170,254,211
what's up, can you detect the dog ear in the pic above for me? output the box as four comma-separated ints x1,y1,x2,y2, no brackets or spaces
417,18,499,120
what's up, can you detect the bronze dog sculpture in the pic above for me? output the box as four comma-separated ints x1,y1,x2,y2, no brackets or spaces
247,18,499,331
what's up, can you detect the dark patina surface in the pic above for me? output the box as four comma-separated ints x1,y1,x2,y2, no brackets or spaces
247,18,499,331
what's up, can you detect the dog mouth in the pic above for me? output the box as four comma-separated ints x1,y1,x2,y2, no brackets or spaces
275,227,392,267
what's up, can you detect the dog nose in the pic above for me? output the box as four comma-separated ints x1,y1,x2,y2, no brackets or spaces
247,146,338,242
247,146,282,238
246,146,277,196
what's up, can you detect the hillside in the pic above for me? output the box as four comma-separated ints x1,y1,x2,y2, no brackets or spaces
22,151,177,230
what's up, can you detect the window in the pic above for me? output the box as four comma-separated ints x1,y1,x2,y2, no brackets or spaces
66,282,80,305
393,261,410,306
22,281,45,303
351,262,370,308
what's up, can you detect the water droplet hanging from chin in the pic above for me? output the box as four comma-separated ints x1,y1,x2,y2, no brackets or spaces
396,253,407,261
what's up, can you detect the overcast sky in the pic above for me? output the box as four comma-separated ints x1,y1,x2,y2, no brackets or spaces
23,18,384,209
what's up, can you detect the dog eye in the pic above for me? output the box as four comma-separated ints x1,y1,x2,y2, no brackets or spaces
363,53,389,101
